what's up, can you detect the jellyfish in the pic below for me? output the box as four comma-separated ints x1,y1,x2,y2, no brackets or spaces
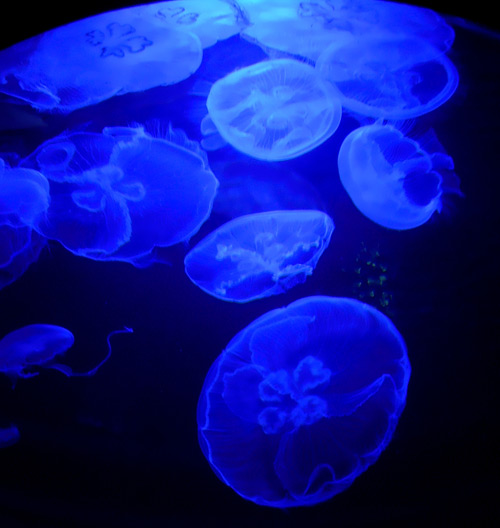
21,123,219,264
239,0,454,63
198,296,410,507
0,225,46,291
0,325,132,387
153,0,243,49
184,210,334,303
212,160,326,219
0,424,20,448
0,5,203,112
316,34,459,119
337,123,458,229
204,59,342,161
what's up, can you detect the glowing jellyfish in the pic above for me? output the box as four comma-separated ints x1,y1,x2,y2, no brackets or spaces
198,295,410,507
154,0,243,48
316,35,458,119
184,210,334,303
0,325,132,387
337,123,457,229
0,225,46,291
0,424,20,448
22,123,218,264
204,59,342,161
239,0,454,62
0,5,203,112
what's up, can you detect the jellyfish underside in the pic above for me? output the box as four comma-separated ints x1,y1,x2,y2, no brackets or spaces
198,296,410,506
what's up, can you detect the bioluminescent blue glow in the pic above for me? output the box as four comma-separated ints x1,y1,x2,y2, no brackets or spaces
0,424,20,448
239,0,454,62
204,59,342,161
21,124,218,264
0,325,132,386
184,210,334,303
197,296,411,507
0,5,204,112
337,123,456,229
316,34,458,119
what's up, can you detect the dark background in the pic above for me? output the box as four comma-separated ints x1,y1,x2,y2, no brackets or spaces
1,2,499,527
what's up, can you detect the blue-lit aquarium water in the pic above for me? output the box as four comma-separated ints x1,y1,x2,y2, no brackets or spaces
0,1,498,526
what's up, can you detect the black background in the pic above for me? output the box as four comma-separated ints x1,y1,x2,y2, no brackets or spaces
0,2,499,527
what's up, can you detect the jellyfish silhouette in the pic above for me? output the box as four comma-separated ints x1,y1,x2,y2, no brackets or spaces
316,34,458,119
198,296,410,507
0,424,20,448
337,123,458,229
0,5,203,112
21,123,219,264
0,325,132,387
184,210,334,303
204,59,342,161
239,0,454,62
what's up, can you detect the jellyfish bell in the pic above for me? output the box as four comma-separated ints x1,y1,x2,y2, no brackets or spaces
0,324,132,387
21,123,219,264
204,59,342,161
184,210,334,303
0,424,20,448
337,122,459,230
197,295,411,507
0,4,203,112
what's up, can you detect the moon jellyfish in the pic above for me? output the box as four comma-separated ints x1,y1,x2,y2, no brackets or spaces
316,35,458,119
198,296,410,507
0,325,132,387
0,424,20,448
0,5,203,112
154,0,243,49
337,123,457,229
21,123,218,264
184,210,334,303
205,59,342,161
0,159,49,289
239,0,454,63
0,226,46,291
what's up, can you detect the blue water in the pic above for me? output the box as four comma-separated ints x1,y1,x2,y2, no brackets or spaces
0,1,498,526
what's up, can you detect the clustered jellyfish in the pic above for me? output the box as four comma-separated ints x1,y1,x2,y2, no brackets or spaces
0,0,464,512
198,296,411,507
185,210,334,302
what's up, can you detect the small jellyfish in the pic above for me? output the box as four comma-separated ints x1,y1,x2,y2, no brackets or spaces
0,325,132,387
337,123,457,229
316,34,458,119
0,6,203,112
0,424,20,448
21,123,218,264
184,210,334,303
204,59,342,161
198,296,411,507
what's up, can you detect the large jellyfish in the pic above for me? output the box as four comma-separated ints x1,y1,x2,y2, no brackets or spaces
198,296,411,507
337,123,457,229
239,0,454,63
204,59,342,161
21,123,219,264
0,4,203,112
316,34,459,119
0,424,20,448
0,325,132,387
184,210,334,303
